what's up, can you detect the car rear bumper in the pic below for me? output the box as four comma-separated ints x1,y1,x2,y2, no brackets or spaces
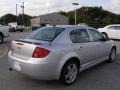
8,52,60,80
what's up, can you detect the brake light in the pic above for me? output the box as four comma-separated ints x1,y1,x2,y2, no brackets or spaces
32,47,50,58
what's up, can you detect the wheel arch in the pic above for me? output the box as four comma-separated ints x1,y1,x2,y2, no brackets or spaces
63,57,80,69
57,55,81,80
112,46,117,52
101,32,108,36
0,32,4,37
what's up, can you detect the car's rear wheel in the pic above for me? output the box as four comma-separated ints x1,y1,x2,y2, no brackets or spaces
0,34,3,44
107,48,116,62
12,28,15,32
60,61,78,85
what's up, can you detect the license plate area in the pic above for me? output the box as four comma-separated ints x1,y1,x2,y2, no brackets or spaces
13,62,21,71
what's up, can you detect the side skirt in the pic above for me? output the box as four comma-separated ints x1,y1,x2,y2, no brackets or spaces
80,56,109,72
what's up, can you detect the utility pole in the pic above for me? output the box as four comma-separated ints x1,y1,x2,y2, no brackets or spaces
21,2,24,25
82,6,85,23
72,3,79,25
16,4,18,22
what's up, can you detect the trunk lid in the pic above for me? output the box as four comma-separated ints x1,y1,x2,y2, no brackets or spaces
11,39,50,60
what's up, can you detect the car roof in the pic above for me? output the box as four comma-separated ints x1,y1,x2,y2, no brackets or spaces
106,24,120,27
45,25,94,30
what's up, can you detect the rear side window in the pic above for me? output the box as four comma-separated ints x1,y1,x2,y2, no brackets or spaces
70,29,90,43
27,27,64,42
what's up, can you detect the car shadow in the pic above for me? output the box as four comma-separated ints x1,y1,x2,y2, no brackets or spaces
16,55,119,88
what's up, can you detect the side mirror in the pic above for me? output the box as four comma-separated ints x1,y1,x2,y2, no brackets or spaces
102,33,109,41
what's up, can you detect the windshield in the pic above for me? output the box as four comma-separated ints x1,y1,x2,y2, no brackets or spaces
26,27,64,42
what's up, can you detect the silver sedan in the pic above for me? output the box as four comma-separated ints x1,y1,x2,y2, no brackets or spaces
8,25,116,85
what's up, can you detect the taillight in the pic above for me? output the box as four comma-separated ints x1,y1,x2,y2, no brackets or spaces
32,47,50,58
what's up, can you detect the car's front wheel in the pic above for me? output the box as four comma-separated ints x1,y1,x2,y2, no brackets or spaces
60,61,78,85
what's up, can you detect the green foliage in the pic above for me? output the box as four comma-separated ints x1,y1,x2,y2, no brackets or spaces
0,14,32,26
0,14,16,25
58,11,68,16
0,7,120,28
59,7,120,28
17,14,32,26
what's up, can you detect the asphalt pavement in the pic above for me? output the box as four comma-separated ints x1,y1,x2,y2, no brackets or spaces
0,31,120,90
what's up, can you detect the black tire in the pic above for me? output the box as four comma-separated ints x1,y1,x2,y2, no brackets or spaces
107,48,116,63
14,29,16,32
20,29,23,32
9,29,12,32
60,60,79,85
0,34,3,44
12,28,16,32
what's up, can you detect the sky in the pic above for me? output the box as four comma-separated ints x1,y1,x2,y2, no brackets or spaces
0,0,120,17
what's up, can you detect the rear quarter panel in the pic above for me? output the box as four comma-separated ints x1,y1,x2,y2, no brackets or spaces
51,29,80,79
52,45,79,79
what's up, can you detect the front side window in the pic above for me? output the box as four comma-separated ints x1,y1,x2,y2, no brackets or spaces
70,29,90,43
26,27,64,42
116,26,120,30
88,29,104,42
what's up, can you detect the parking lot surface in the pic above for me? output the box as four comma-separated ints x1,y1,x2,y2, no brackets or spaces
0,31,120,90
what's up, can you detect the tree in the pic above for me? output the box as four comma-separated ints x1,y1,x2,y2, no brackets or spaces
66,6,120,28
0,14,16,24
17,14,32,26
0,14,32,26
0,7,120,28
58,11,68,16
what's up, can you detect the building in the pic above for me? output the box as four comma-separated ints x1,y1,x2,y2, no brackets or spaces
30,13,69,26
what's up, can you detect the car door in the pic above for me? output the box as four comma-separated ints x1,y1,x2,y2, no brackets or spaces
70,29,99,66
116,26,120,39
105,26,118,39
88,29,111,60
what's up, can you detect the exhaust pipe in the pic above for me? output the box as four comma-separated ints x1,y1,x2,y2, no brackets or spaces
9,68,13,71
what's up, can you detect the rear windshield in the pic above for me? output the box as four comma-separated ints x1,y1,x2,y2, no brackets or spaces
26,27,64,42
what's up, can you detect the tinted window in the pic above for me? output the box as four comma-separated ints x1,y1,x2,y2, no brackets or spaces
108,26,117,30
27,27,64,42
89,29,104,42
70,29,90,43
116,26,120,30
